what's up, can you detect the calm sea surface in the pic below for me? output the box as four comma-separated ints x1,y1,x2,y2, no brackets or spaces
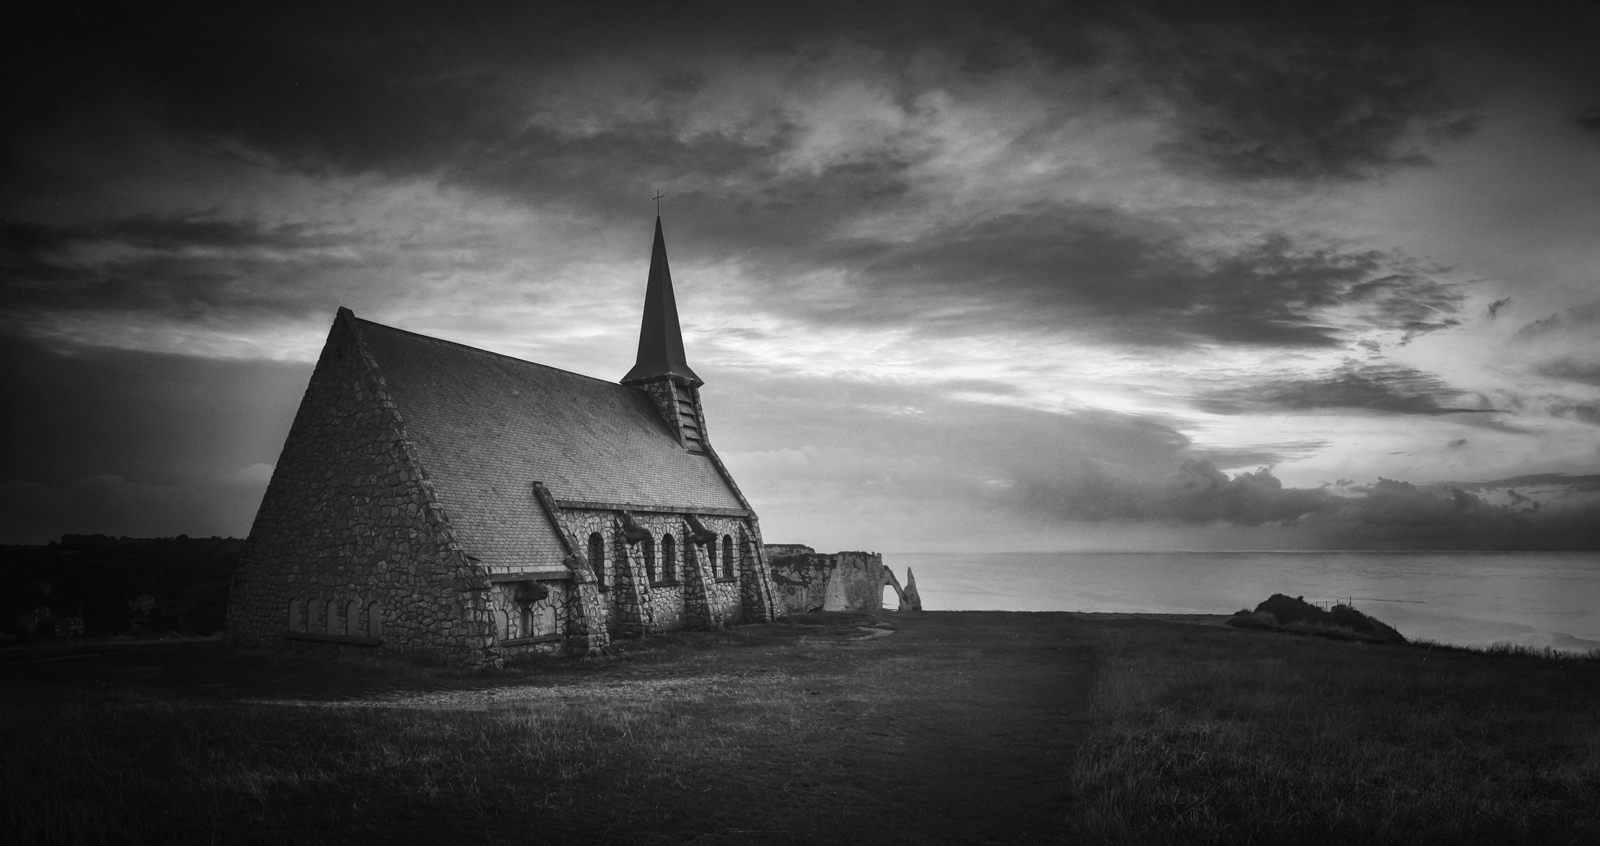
885,551,1600,653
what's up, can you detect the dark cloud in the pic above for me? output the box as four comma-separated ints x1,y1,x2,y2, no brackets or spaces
0,217,365,323
787,212,1465,348
702,367,1206,546
1016,458,1329,525
1012,461,1600,549
1142,5,1452,180
1515,312,1564,339
456,125,916,251
2,0,1595,552
1553,402,1600,426
1121,0,1600,180
4,2,977,189
2,194,1469,359
0,1,1521,201
1539,359,1600,386
1487,296,1511,317
1443,473,1600,493
1515,303,1600,339
1197,362,1484,415
1189,442,1332,468
710,367,1598,549
0,334,308,543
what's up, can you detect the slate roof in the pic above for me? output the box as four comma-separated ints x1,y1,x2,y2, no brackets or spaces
352,316,746,570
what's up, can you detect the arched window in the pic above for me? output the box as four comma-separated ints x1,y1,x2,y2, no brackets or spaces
721,535,735,580
498,608,510,641
288,598,301,631
345,601,359,637
643,535,657,584
367,601,383,639
325,599,339,634
588,532,605,587
660,534,676,584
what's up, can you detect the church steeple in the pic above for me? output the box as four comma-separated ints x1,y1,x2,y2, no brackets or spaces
623,217,701,386
622,216,708,453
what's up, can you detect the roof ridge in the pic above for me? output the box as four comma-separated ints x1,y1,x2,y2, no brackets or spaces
351,316,632,390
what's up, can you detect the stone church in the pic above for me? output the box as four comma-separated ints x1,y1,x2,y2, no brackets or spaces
226,219,779,665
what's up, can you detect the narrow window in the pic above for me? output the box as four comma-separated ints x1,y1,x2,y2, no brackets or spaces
287,598,300,631
498,609,510,641
722,535,735,580
325,599,338,634
367,602,382,639
643,535,657,583
661,534,676,584
345,601,359,637
588,532,605,588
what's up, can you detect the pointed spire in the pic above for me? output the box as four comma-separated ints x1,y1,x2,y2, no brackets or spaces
623,216,701,385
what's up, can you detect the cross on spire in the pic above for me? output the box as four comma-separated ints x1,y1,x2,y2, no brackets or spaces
653,191,665,215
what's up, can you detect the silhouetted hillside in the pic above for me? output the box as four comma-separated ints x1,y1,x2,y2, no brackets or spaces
1,535,244,641
1228,593,1407,643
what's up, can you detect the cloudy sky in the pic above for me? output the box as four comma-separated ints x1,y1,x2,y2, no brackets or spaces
4,1,1599,550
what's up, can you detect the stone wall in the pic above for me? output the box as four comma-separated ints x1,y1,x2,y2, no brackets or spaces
769,551,920,615
551,508,758,636
226,311,498,667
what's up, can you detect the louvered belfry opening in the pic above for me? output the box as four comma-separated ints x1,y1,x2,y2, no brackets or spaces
676,388,704,453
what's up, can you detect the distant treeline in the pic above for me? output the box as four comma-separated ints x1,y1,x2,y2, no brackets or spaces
1,535,244,641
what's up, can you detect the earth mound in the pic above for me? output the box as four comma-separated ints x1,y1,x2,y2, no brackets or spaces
1228,593,1407,644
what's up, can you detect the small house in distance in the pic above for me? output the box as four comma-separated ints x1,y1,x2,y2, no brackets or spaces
226,219,779,666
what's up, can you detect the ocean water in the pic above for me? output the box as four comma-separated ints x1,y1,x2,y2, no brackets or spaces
885,551,1600,653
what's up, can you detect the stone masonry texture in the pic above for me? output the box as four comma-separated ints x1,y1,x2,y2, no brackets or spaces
226,311,497,666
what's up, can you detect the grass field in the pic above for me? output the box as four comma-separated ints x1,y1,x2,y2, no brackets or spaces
3,612,1598,844
1069,617,1600,845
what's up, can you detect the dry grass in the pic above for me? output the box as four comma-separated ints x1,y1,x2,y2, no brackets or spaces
3,612,1082,845
0,630,853,844
3,678,773,843
8,613,1599,844
1067,621,1600,845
